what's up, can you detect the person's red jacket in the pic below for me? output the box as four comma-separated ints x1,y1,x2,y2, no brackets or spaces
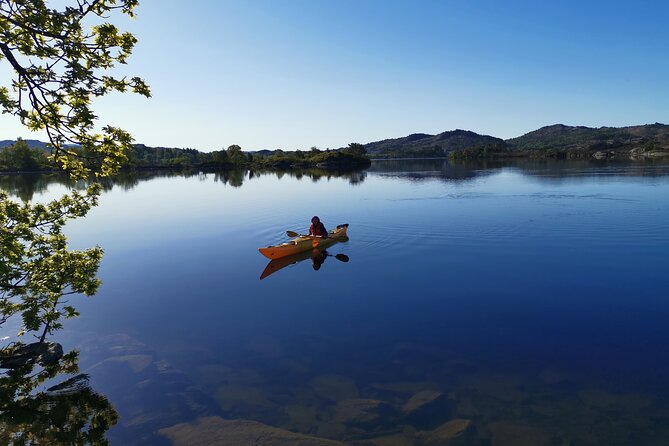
309,222,328,237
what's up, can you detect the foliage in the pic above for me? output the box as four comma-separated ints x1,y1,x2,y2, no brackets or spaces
126,143,371,170
0,140,375,172
343,142,366,156
0,0,150,179
0,185,102,340
371,145,445,159
125,144,234,169
1,0,147,340
254,145,371,170
0,4,142,442
448,142,509,161
226,144,246,165
0,347,118,444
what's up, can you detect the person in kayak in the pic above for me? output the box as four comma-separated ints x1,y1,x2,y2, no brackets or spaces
309,216,328,238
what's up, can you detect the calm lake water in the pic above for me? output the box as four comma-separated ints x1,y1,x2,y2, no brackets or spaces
3,159,669,445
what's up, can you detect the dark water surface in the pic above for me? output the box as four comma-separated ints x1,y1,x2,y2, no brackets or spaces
3,160,669,445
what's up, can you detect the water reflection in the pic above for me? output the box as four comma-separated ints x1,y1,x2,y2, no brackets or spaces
3,160,669,445
4,160,669,202
260,249,350,280
0,342,118,444
0,167,369,201
369,158,484,181
370,158,669,184
0,173,73,202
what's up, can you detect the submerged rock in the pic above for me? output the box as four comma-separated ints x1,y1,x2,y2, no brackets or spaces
401,390,452,430
158,416,346,445
37,342,64,366
79,333,154,358
79,333,220,443
88,353,154,375
0,342,63,369
402,390,444,414
334,398,398,427
421,418,472,445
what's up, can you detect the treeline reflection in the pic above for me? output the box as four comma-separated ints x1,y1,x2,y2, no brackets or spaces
3,159,669,201
0,168,369,201
369,158,669,183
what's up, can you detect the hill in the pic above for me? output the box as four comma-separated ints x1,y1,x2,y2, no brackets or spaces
364,129,503,158
505,123,669,159
366,123,669,161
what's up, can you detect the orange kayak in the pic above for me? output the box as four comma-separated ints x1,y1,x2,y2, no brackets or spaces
258,224,349,259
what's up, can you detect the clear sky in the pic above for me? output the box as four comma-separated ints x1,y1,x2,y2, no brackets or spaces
2,0,669,151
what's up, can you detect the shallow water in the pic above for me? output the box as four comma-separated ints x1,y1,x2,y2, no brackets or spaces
3,159,669,445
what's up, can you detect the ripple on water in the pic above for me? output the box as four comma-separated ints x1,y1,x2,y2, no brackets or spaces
352,202,667,263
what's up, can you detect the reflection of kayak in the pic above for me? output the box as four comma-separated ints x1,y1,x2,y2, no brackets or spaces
260,248,350,280
258,224,349,260
259,248,321,280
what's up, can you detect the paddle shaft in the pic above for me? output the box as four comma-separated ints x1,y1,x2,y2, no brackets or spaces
286,230,326,238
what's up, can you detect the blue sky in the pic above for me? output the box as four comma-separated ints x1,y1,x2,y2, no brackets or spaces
2,0,669,151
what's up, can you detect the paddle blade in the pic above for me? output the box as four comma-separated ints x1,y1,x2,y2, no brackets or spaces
286,230,300,237
334,253,350,262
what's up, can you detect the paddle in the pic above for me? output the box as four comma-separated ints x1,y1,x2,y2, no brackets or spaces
332,253,349,262
286,230,327,238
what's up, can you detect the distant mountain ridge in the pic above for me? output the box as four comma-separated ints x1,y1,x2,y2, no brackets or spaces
0,139,51,150
4,122,669,161
364,123,669,160
506,123,669,152
364,129,503,157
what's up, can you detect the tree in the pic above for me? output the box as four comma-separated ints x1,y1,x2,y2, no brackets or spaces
344,142,367,156
211,149,229,164
1,3,147,441
0,139,48,171
0,0,150,178
226,144,246,165
1,1,148,340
